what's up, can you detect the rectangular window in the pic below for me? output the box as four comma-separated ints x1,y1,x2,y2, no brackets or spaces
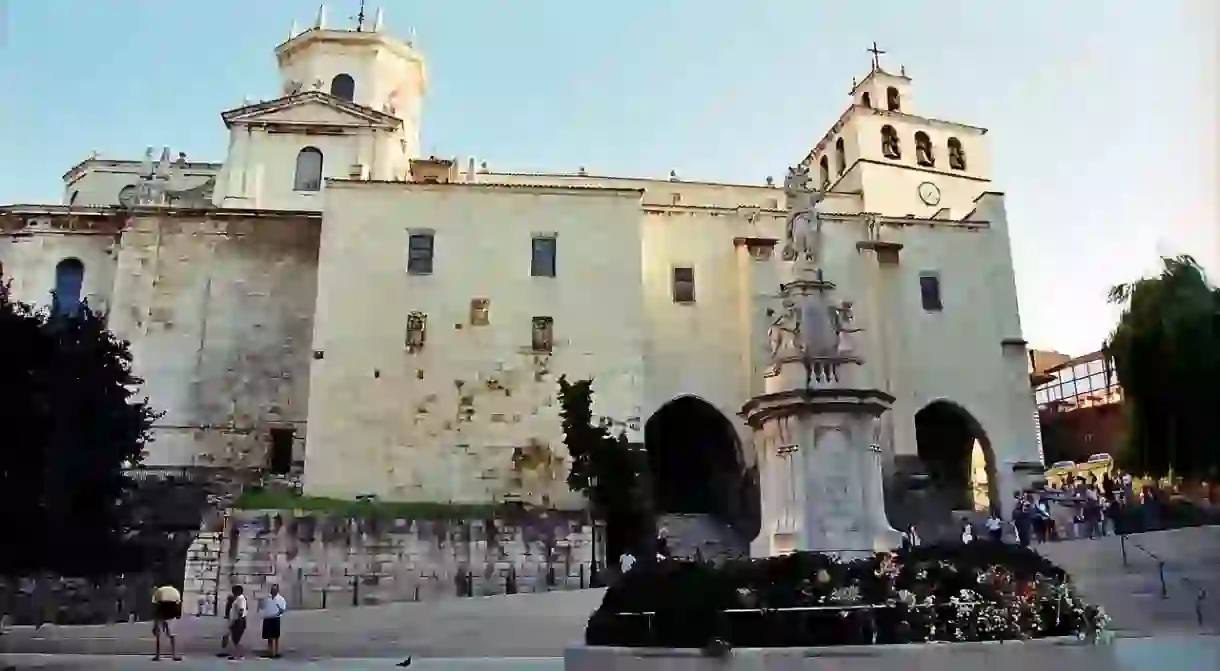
531,316,554,353
407,232,434,275
531,236,557,278
268,427,295,475
470,298,490,326
672,267,696,304
918,272,942,311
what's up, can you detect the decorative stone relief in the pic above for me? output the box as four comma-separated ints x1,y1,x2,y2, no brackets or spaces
405,312,427,351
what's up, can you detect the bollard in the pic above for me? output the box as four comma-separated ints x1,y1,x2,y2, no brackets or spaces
1119,534,1128,566
1158,562,1167,599
1197,589,1206,627
506,567,518,595
579,564,585,589
352,575,359,607
321,589,327,609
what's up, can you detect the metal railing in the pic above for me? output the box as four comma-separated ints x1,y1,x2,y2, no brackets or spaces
1119,533,1208,627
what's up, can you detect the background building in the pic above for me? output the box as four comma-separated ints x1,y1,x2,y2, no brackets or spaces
1032,349,1126,465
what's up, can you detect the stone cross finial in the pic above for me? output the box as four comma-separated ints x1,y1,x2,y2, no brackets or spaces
867,41,886,71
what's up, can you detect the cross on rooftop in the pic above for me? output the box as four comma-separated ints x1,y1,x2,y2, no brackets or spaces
867,41,886,71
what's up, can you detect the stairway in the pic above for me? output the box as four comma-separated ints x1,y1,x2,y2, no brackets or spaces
657,513,748,563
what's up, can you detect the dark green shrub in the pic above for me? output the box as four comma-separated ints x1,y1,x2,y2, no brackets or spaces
586,541,1095,648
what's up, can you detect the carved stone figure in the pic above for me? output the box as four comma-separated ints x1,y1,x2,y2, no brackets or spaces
832,300,863,359
869,416,884,451
284,80,304,96
766,299,802,375
863,213,880,241
782,165,825,264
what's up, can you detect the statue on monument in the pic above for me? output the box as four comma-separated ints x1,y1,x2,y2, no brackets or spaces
832,300,863,359
766,299,802,375
782,165,825,264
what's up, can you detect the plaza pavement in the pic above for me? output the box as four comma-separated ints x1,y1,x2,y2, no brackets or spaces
2,526,1217,668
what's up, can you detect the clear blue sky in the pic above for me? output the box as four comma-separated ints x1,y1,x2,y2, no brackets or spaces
1,1,1216,356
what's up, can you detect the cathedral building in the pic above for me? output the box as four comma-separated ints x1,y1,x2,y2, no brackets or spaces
0,10,1043,531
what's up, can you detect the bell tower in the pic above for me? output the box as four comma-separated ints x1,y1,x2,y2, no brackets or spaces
275,4,427,154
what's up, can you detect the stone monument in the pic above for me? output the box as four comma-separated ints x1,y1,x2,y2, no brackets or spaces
742,164,902,559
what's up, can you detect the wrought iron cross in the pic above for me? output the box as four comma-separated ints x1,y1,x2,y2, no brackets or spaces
867,41,886,71
354,0,367,31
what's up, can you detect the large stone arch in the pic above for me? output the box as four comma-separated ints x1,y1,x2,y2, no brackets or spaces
643,395,759,559
903,399,1001,535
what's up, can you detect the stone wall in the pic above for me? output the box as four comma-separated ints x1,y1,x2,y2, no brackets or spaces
183,508,603,616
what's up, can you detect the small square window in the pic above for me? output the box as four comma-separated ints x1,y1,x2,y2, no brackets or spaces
532,316,554,353
672,267,696,304
470,298,490,326
407,233,434,275
531,236,556,278
918,273,942,312
670,193,682,205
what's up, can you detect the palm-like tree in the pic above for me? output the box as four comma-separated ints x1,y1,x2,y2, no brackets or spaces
1104,255,1220,479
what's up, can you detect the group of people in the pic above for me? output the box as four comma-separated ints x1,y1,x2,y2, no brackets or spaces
951,471,1138,548
149,580,288,662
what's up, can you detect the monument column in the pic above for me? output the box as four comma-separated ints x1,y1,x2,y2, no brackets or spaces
742,165,902,559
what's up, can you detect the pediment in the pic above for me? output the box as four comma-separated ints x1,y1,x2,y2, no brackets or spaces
221,91,400,130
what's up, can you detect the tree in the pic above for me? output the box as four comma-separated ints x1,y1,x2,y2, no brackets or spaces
558,375,652,560
1105,255,1220,479
0,274,163,577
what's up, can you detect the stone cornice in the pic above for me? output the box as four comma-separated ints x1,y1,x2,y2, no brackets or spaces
327,179,644,198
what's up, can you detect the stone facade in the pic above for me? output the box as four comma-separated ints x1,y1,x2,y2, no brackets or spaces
3,13,1044,523
182,509,602,617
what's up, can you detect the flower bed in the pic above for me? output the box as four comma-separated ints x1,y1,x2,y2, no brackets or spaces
585,541,1107,649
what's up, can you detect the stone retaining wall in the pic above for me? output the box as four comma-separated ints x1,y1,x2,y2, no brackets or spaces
183,508,603,615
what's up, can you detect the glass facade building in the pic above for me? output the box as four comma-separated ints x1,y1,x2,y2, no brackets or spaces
1034,352,1123,412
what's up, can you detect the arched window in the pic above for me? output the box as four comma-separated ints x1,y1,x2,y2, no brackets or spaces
887,86,901,112
861,92,872,108
329,73,355,102
294,147,324,192
835,137,846,176
818,156,830,189
948,137,967,170
915,131,935,167
52,258,85,318
880,125,901,159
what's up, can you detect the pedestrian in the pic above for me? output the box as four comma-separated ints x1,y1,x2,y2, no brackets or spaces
227,585,249,661
985,512,1003,542
150,579,183,662
260,584,288,659
959,517,974,544
618,550,636,576
217,586,238,657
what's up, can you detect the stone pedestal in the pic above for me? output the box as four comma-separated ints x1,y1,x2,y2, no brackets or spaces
743,387,902,559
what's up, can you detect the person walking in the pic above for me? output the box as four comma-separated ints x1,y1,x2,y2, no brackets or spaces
217,586,238,658
985,512,1004,542
226,585,249,661
150,580,183,662
959,517,974,544
260,584,288,659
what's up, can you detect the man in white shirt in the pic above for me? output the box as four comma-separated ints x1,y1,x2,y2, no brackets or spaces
619,551,636,576
261,584,288,659
227,585,249,660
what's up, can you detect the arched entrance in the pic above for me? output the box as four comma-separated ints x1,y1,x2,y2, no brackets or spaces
912,400,1000,523
644,396,759,560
